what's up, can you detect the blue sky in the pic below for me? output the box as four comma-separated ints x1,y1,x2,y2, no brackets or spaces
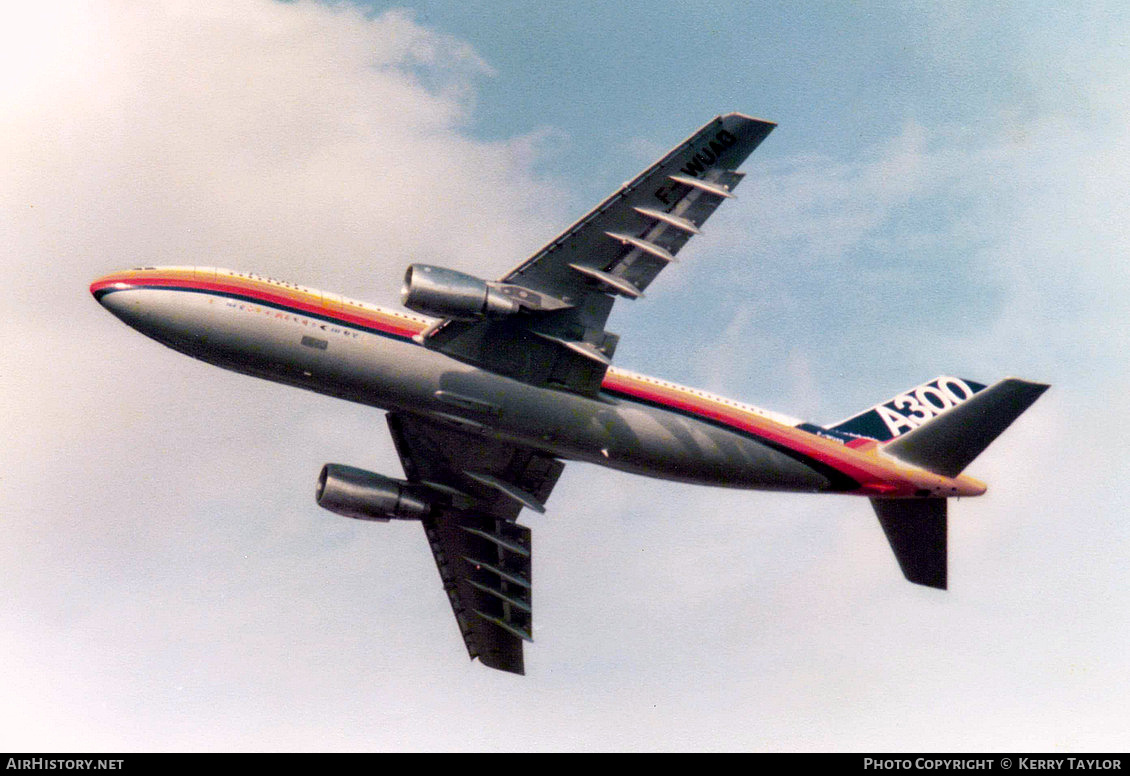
3,0,1128,751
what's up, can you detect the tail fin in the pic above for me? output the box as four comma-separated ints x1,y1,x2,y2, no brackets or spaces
882,378,1049,477
864,378,1048,589
830,375,988,442
871,498,948,589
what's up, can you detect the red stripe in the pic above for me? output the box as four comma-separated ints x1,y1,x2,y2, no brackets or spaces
96,271,918,496
96,274,423,340
603,373,913,494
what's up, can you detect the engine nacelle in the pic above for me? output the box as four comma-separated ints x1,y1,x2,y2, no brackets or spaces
401,264,520,319
316,464,433,522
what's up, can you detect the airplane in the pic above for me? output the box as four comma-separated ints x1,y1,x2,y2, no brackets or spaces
91,113,1048,675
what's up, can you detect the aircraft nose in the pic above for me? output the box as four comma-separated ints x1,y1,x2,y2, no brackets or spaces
91,273,166,336
90,275,139,321
90,270,214,351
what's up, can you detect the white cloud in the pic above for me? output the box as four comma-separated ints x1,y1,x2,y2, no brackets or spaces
3,1,564,310
1,0,572,750
4,0,1128,751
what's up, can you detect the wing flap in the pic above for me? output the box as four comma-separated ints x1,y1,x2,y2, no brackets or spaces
423,511,533,673
387,411,564,674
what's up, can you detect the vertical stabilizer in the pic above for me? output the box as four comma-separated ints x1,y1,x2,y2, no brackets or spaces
831,376,987,442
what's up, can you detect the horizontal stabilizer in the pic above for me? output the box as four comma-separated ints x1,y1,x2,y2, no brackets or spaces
882,379,1049,477
871,498,947,589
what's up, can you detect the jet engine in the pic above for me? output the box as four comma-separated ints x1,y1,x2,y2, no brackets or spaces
401,264,520,319
316,464,433,522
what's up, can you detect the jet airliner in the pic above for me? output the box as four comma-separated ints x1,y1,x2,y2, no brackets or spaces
92,114,1047,674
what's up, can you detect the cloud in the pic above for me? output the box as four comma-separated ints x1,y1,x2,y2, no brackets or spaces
1,0,574,750
2,0,575,499
3,1,564,310
3,0,1128,751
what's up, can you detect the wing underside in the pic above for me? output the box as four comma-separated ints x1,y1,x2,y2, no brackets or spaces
421,512,532,672
387,412,564,674
420,113,777,397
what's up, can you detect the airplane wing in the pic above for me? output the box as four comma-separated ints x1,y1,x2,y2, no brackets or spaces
386,412,565,674
419,113,776,397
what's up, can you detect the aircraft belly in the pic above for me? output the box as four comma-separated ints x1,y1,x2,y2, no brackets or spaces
271,328,825,491
416,369,831,492
551,400,832,491
118,288,830,492
198,298,441,409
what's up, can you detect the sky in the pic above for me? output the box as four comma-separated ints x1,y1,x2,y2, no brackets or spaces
2,0,1128,752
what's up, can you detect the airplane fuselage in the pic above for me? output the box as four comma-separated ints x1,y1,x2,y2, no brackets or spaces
91,267,986,500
